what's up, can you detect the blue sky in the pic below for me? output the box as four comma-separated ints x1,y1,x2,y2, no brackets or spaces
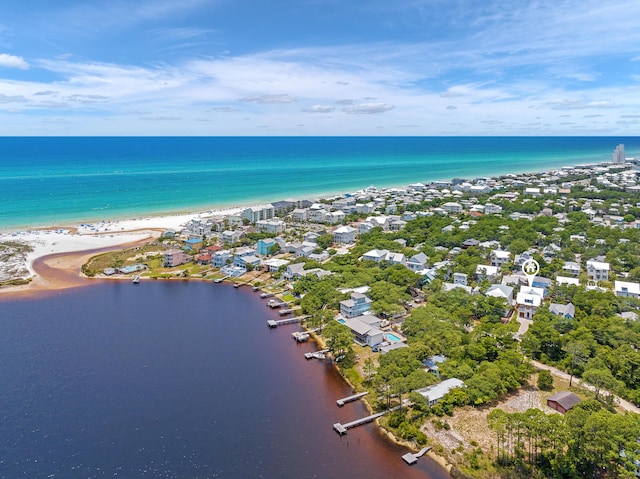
1,0,639,135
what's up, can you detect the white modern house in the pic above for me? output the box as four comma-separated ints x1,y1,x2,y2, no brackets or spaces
516,287,544,319
614,281,640,299
339,292,372,319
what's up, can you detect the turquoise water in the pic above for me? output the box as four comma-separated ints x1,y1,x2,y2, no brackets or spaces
385,333,402,342
1,136,638,230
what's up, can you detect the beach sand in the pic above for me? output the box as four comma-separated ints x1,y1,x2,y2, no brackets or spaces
0,206,243,297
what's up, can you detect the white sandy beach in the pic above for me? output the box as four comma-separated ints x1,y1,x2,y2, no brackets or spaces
0,206,244,292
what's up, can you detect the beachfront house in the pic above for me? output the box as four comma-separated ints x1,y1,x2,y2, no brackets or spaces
416,378,465,407
615,281,640,299
163,249,190,267
339,292,372,319
242,204,275,224
587,259,610,282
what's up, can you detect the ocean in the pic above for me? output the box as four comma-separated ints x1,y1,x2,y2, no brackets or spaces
0,281,452,479
1,136,638,230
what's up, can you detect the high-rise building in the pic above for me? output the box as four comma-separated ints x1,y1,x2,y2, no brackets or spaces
612,144,625,164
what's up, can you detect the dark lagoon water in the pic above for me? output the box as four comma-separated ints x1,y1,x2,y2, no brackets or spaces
0,281,450,478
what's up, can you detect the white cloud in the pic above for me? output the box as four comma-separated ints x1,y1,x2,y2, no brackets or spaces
303,104,335,113
241,94,298,104
343,102,395,114
0,53,29,69
546,99,615,110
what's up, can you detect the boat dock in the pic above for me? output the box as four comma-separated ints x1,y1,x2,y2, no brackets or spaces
278,308,294,316
214,275,231,283
132,275,140,284
336,391,368,407
260,292,275,298
333,412,386,435
304,349,328,360
292,331,309,342
267,317,302,328
332,405,401,435
267,299,286,308
402,446,432,465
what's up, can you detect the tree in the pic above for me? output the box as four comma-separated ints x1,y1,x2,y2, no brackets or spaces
364,357,376,382
537,370,554,391
582,367,624,400
563,340,590,387
323,320,355,366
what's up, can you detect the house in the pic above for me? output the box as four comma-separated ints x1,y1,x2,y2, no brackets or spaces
549,302,576,319
291,208,309,222
547,391,581,414
257,238,277,256
406,252,428,272
385,252,406,265
163,249,190,267
221,230,243,245
340,292,372,318
587,260,610,282
212,250,232,268
262,258,289,273
341,315,384,348
524,187,541,197
562,261,581,277
362,249,390,263
442,202,464,214
453,272,468,286
185,238,203,251
531,276,552,296
332,225,357,244
423,355,447,375
195,252,212,265
490,250,511,269
256,219,286,234
462,238,480,249
516,287,544,319
416,378,465,407
234,254,261,269
476,264,499,282
284,263,307,280
485,284,514,305
615,281,640,299
556,276,580,286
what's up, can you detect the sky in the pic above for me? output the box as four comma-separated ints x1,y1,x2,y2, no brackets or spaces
1,0,639,136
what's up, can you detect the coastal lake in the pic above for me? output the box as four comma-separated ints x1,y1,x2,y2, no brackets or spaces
0,281,450,479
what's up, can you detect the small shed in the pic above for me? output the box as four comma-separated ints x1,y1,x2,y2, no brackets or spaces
547,391,581,414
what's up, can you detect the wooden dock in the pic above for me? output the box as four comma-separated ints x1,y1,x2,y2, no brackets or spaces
292,331,309,342
304,349,328,360
333,412,386,435
332,405,401,435
260,292,274,298
336,391,368,407
267,317,302,328
402,447,432,465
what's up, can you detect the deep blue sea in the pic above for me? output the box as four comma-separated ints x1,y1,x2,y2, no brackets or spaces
0,281,452,479
1,136,638,230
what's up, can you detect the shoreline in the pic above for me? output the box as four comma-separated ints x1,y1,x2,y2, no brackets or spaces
0,156,624,297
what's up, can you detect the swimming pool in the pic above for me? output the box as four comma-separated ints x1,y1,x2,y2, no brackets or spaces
385,333,402,342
